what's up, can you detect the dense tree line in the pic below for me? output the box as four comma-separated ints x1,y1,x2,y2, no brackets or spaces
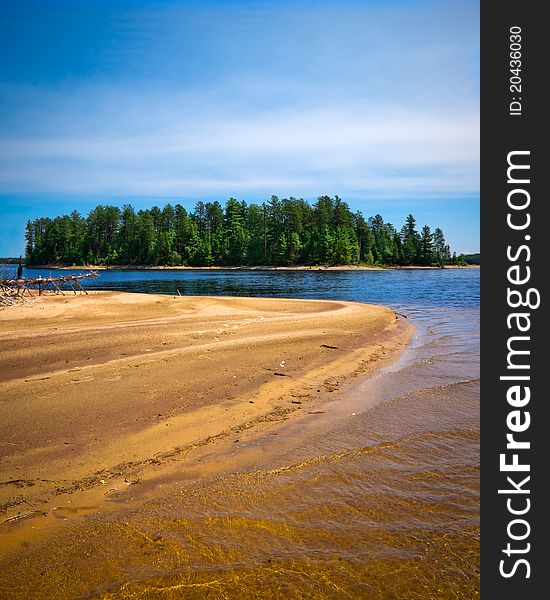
0,257,21,264
25,196,459,267
459,253,480,265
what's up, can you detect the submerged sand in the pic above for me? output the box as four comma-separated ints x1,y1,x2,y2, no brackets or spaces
0,292,411,539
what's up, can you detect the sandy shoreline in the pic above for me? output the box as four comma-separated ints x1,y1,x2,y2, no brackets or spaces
0,291,412,543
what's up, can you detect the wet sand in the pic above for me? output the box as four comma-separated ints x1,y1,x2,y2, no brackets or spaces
0,292,411,534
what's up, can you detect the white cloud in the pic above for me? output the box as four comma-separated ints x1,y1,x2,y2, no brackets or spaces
0,99,479,198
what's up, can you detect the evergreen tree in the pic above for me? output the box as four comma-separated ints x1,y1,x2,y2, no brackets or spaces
135,210,155,264
205,201,224,263
25,221,34,263
354,212,374,264
173,204,191,262
400,214,420,265
433,227,448,265
246,204,266,264
419,225,434,265
368,214,385,264
224,198,248,265
118,205,137,264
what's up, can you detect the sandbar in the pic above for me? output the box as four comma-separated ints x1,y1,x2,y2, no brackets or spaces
0,292,412,528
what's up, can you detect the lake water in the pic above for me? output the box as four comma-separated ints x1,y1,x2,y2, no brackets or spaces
0,268,479,598
4,266,478,310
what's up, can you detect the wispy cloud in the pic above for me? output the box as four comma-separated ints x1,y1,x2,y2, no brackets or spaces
0,98,479,197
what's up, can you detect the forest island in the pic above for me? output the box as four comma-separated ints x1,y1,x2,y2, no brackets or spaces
24,195,463,268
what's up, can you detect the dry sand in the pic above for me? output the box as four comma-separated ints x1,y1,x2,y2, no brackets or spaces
0,291,412,530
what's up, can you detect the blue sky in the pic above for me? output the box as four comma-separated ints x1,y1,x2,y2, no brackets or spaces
0,0,479,255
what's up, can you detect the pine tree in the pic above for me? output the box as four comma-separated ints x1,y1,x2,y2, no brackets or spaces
224,198,248,265
400,214,420,265
419,225,434,265
433,227,447,265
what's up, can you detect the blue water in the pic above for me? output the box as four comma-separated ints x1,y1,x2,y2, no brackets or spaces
2,267,479,311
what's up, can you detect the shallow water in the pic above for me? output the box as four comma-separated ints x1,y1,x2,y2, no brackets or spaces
0,269,479,598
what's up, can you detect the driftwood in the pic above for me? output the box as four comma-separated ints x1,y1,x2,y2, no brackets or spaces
0,283,23,306
0,271,99,305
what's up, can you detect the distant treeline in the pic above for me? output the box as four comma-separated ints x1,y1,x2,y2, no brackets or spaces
459,253,480,265
25,196,462,267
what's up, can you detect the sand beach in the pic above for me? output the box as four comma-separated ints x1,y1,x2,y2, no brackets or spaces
0,283,481,600
0,292,412,535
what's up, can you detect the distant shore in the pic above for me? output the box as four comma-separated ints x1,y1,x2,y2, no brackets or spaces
20,263,480,271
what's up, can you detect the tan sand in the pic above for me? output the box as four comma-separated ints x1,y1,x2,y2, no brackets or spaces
0,292,412,527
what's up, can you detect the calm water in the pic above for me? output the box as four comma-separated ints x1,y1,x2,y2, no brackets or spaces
5,266,478,310
1,268,479,598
